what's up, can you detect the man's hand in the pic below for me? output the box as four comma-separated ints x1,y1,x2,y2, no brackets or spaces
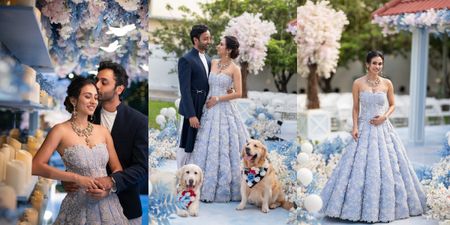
95,176,113,190
86,188,109,200
61,181,80,193
189,116,200,129
226,87,235,94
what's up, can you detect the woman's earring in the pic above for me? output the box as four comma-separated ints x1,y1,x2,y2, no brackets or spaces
72,104,77,120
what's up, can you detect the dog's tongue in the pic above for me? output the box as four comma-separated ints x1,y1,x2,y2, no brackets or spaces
244,155,253,161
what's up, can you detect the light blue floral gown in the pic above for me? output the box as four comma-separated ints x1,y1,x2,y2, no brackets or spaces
186,72,249,202
54,144,129,225
320,91,427,223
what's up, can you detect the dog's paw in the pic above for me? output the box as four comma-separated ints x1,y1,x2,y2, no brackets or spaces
269,203,280,209
177,210,189,217
236,203,246,210
189,209,199,217
261,206,269,213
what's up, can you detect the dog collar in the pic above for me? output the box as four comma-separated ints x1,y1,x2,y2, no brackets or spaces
243,166,268,188
178,189,196,208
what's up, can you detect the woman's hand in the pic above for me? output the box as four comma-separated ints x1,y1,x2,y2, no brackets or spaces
352,127,359,141
206,96,219,109
370,115,387,126
74,174,104,190
86,188,110,200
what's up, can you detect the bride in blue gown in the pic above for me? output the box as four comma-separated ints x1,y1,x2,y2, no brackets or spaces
185,36,249,202
320,51,426,223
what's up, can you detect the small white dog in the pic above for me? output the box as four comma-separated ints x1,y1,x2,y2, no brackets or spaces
176,164,204,217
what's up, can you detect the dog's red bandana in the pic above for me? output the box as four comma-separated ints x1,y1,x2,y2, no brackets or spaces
243,166,268,188
178,189,196,208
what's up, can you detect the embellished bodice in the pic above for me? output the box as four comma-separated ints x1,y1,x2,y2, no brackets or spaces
61,143,109,178
358,91,388,122
207,73,233,99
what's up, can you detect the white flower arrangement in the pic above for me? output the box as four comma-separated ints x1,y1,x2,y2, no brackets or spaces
422,156,450,221
223,12,276,75
296,1,349,78
372,8,450,36
148,129,177,168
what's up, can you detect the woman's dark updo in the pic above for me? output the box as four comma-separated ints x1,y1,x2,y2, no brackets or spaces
224,36,240,59
366,50,384,64
63,76,97,113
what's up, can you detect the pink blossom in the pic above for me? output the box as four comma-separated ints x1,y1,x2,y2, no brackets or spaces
223,12,276,75
297,1,348,78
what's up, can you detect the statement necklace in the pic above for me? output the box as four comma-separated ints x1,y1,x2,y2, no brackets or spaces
218,60,231,73
366,77,381,88
70,119,94,146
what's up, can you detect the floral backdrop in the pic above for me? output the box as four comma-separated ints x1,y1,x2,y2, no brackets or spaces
36,0,149,81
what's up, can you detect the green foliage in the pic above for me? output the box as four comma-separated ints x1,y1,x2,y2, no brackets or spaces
151,0,297,92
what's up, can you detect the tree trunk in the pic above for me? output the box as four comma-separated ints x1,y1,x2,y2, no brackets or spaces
319,72,335,93
241,62,249,98
307,64,320,109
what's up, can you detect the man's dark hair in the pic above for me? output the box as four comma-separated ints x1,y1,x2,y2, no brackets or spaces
190,24,209,45
98,60,129,88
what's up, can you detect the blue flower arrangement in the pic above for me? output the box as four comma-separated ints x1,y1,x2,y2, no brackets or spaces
149,184,185,225
414,165,433,182
315,136,351,163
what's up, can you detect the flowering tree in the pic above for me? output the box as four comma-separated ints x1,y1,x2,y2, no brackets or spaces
222,12,276,97
296,1,348,109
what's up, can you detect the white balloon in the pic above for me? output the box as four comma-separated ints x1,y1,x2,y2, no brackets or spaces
297,168,313,186
257,113,266,120
273,112,282,120
166,107,177,119
174,98,181,109
296,152,310,165
160,108,168,117
304,194,323,213
155,114,166,125
301,141,314,154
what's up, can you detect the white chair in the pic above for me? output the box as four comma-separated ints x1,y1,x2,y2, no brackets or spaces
438,99,450,124
425,97,443,125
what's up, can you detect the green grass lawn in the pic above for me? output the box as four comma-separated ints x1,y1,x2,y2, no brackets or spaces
149,100,177,129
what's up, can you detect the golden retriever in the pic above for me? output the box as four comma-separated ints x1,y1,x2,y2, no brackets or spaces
236,139,293,213
176,164,204,217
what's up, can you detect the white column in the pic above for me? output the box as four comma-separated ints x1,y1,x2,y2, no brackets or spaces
408,28,429,146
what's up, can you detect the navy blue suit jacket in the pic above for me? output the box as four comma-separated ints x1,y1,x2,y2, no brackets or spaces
94,103,148,219
178,48,211,118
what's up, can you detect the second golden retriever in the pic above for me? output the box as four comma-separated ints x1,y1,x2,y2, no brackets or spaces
236,139,293,213
176,164,204,217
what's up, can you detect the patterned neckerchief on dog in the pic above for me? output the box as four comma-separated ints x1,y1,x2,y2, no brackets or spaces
178,189,196,209
243,165,269,188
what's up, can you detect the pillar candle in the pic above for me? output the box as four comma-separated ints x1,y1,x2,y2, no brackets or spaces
1,144,14,161
23,208,39,225
27,136,39,157
5,160,26,195
7,137,21,151
0,151,6,181
16,150,32,184
0,184,16,210
33,83,40,104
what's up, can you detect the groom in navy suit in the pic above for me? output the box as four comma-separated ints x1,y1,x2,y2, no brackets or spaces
178,24,212,155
